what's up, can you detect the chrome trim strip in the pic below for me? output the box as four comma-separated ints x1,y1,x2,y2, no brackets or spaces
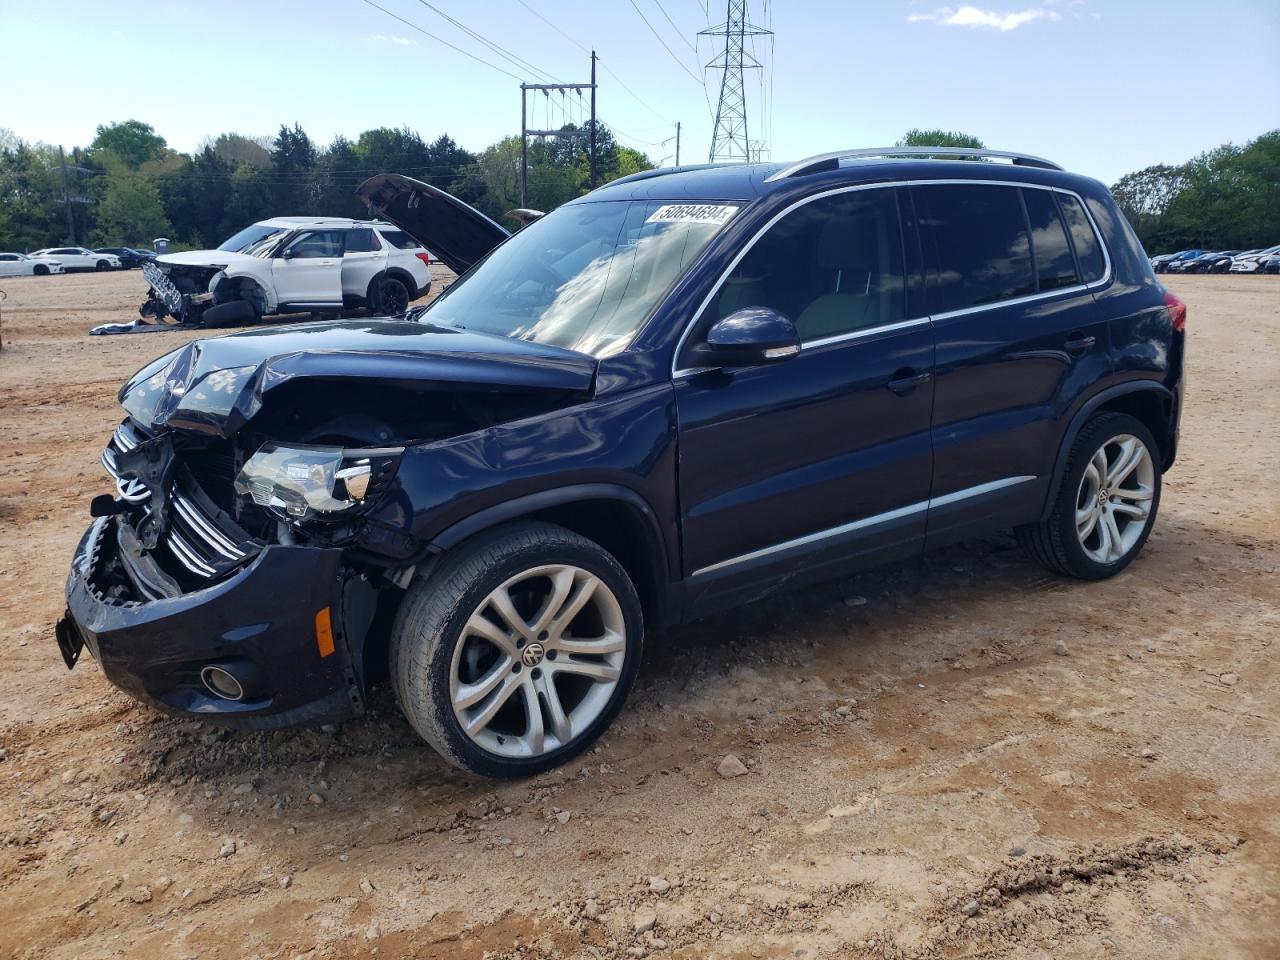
167,528,216,577
113,422,139,452
171,491,244,560
764,147,1063,182
670,179,1110,377
101,447,149,503
690,475,1037,577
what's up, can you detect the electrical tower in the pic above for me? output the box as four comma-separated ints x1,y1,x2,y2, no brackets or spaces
700,0,772,163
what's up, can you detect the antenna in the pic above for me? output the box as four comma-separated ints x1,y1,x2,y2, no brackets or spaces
700,0,772,163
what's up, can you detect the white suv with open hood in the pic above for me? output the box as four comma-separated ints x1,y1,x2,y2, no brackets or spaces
140,217,435,328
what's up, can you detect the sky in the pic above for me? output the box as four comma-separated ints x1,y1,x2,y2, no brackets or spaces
1,0,1278,185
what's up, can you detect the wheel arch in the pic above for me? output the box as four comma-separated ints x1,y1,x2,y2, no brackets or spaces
366,267,419,305
1040,381,1175,522
428,484,675,630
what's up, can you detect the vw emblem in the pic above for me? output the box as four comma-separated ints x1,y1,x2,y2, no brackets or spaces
521,642,545,667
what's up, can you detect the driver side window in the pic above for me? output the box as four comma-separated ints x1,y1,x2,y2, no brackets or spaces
700,187,907,345
282,231,344,259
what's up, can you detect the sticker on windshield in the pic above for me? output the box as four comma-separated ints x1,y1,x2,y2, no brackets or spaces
645,204,738,225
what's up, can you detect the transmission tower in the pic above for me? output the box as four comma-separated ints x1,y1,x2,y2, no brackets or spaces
700,0,772,163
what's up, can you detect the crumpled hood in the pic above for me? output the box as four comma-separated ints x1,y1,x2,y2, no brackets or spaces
119,319,597,438
157,250,258,270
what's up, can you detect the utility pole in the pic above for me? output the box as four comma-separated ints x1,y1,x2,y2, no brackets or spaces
675,121,681,167
701,0,772,163
58,146,76,244
519,53,598,206
589,50,598,189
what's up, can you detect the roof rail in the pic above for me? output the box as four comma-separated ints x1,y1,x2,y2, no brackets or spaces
599,163,729,190
764,147,1063,182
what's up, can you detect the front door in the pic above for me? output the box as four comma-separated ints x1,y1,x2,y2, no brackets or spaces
674,186,935,616
271,230,344,308
911,182,1112,546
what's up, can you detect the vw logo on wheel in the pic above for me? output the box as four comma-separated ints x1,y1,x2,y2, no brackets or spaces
521,642,545,668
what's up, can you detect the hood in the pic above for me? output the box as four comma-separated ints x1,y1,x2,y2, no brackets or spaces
119,319,597,439
157,250,259,270
356,174,509,276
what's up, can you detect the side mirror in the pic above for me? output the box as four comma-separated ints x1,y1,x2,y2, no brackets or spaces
690,307,801,368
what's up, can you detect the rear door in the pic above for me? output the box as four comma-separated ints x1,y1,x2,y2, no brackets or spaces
271,230,344,308
674,186,935,615
913,182,1111,547
338,227,386,300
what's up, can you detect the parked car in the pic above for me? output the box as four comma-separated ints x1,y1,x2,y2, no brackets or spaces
1164,250,1208,273
1229,244,1280,273
0,252,66,276
1180,250,1239,274
27,246,120,272
137,217,435,328
1209,249,1257,273
95,247,155,269
1150,253,1180,272
1262,254,1280,274
56,148,1185,778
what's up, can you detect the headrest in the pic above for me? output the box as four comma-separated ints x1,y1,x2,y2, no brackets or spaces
815,215,874,270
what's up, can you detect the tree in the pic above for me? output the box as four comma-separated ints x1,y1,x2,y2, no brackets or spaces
91,120,168,168
269,123,316,214
94,167,170,244
897,128,985,150
1111,164,1186,243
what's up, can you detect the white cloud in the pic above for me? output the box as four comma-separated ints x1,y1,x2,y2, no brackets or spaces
368,34,417,46
908,5,1055,31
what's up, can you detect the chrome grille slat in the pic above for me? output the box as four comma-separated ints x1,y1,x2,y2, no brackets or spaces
166,528,216,577
101,446,150,503
171,491,245,560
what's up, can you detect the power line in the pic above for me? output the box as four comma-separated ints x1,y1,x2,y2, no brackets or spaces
626,0,703,85
650,0,698,54
411,0,561,84
356,0,524,82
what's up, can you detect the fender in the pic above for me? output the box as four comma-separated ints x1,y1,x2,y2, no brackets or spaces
429,482,666,552
427,482,677,626
1039,379,1174,521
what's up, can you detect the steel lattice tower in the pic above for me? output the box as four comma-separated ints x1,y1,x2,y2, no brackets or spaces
700,0,772,163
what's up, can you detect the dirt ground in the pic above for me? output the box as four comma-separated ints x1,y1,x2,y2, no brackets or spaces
0,269,1276,960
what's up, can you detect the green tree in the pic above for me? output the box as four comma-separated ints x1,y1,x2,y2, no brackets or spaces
897,128,985,151
90,120,168,168
94,167,170,244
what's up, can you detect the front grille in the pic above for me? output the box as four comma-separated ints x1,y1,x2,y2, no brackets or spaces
161,476,256,582
101,420,151,503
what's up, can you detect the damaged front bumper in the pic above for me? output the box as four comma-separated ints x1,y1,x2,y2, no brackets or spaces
57,513,367,729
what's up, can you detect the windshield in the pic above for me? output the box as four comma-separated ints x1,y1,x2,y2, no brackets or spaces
424,200,740,358
217,223,291,255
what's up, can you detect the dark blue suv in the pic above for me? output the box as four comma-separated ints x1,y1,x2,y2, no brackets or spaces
56,148,1185,777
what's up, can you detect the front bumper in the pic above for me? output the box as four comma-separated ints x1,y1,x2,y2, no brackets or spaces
58,516,364,729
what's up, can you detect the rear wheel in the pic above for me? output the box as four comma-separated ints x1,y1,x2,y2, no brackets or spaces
1017,413,1161,580
371,276,410,315
391,521,644,778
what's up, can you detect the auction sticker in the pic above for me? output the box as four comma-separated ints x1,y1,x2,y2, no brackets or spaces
646,204,739,225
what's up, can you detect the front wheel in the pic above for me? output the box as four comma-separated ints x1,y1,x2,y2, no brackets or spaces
391,521,644,778
1017,412,1162,580
33,264,49,276
95,260,111,271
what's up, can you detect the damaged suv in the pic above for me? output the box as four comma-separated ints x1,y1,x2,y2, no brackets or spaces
57,151,1185,778
137,217,436,328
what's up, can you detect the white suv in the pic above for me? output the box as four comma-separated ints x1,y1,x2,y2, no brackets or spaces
141,218,434,327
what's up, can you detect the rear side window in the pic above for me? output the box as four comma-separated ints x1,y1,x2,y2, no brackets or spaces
1022,189,1079,291
916,184,1034,313
344,229,379,253
1056,193,1106,283
700,187,906,344
379,230,421,250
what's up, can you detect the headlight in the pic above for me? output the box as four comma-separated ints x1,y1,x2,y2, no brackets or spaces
233,443,402,523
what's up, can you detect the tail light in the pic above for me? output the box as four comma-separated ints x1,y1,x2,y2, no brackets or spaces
415,252,432,266
1164,291,1187,333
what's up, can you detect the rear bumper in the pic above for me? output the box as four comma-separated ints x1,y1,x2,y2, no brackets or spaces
58,517,363,729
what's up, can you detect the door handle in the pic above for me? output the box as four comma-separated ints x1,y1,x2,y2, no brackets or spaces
887,370,932,394
1063,334,1097,352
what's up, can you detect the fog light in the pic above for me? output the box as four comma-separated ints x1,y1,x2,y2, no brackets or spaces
200,665,246,701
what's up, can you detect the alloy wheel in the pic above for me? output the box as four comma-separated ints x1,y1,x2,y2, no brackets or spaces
380,280,409,314
1075,433,1155,564
449,564,627,759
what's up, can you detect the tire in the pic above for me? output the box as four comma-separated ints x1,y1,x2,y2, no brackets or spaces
1017,412,1162,580
95,260,111,272
371,275,410,315
33,264,49,276
391,520,644,778
200,299,257,329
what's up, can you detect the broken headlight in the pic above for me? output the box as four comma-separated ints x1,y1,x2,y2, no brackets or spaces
233,443,402,523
